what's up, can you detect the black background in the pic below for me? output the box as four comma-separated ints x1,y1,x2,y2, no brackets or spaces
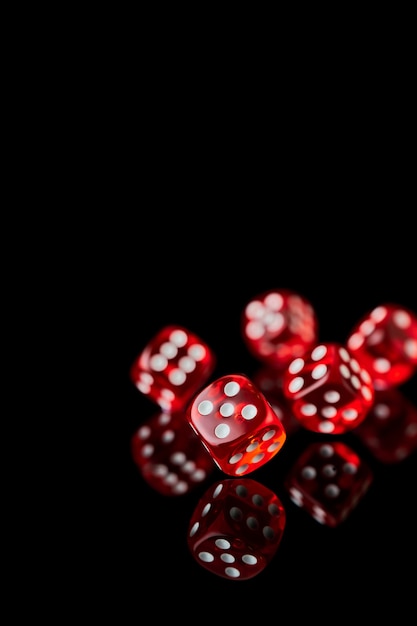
22,37,417,621
102,209,416,619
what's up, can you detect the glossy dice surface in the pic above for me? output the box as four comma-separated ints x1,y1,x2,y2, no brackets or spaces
131,410,216,496
241,288,318,371
130,325,216,412
186,373,287,476
354,388,417,464
282,342,374,434
346,303,417,390
285,441,373,527
187,478,286,580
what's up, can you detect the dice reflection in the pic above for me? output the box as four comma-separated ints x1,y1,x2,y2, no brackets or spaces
285,441,373,527
187,478,286,580
353,388,417,464
131,410,216,496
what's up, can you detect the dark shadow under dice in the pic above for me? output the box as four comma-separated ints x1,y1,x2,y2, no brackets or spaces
187,478,286,580
284,441,373,527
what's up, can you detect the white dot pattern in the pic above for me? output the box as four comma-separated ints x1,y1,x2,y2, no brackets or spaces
312,345,327,361
191,375,286,475
188,481,285,579
243,290,317,365
132,326,214,412
215,423,230,439
225,381,240,396
347,305,417,387
220,402,234,417
284,343,374,433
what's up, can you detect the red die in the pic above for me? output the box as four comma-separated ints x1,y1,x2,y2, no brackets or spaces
130,325,216,412
131,410,216,496
282,342,374,434
346,303,417,390
187,477,286,580
354,388,417,464
241,288,318,372
186,373,287,476
285,441,373,527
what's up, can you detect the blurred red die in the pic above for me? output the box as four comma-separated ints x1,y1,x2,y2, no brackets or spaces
346,303,417,389
241,288,318,372
130,325,216,412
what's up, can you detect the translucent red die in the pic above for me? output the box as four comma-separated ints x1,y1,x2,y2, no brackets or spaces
130,325,216,412
346,303,417,390
282,342,375,434
187,477,286,580
131,410,216,496
353,388,417,464
186,373,287,476
241,288,319,372
285,441,373,527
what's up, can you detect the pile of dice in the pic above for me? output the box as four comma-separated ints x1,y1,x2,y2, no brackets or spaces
129,288,417,580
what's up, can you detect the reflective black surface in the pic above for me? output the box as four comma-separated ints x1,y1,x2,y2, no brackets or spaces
104,230,416,619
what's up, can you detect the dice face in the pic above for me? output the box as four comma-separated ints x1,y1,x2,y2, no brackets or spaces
285,441,373,527
131,410,216,496
346,303,417,390
354,388,417,464
241,288,318,371
187,478,286,580
282,342,375,434
130,325,216,412
186,374,287,476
